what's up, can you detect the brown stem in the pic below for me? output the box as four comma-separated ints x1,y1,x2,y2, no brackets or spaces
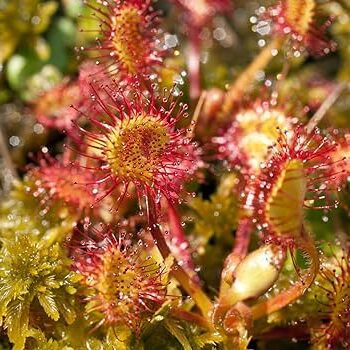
222,37,283,115
146,191,212,317
251,235,319,320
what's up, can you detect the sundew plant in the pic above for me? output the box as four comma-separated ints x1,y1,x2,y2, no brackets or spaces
1,0,350,349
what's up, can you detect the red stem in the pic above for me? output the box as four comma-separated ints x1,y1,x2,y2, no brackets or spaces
167,199,198,278
146,190,212,317
171,308,214,330
220,217,252,292
231,217,252,262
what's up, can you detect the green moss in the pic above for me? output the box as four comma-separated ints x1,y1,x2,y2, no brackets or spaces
0,178,77,244
0,234,77,349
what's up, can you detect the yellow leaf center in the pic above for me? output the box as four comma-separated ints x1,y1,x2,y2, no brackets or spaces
104,115,169,184
266,159,307,237
285,0,315,35
111,5,146,75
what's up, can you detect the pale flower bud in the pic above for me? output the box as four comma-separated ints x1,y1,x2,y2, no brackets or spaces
228,244,286,302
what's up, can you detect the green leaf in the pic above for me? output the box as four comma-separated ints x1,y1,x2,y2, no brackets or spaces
105,326,132,350
37,291,60,321
0,283,16,321
0,233,77,348
55,291,76,324
189,174,238,243
85,338,104,350
47,18,76,71
193,332,223,349
62,0,84,17
5,298,30,350
164,320,193,350
5,55,27,90
5,52,44,91
0,35,19,64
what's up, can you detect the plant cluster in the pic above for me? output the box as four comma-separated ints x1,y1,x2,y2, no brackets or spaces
1,0,350,349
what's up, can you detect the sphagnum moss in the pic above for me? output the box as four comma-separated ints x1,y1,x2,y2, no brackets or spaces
0,0,349,349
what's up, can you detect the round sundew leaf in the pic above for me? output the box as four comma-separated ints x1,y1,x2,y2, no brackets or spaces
284,0,315,36
79,0,166,82
110,5,147,75
104,115,170,185
266,159,307,237
72,230,167,332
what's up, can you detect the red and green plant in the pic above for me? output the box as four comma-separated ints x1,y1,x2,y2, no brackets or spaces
0,0,350,349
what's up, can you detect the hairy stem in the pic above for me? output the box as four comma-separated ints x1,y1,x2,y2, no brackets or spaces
251,235,319,320
167,199,198,278
146,191,212,317
222,37,283,115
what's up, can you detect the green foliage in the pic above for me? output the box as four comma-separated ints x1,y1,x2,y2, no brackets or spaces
85,327,134,350
0,0,350,349
6,55,62,101
0,0,58,64
0,234,77,349
0,178,77,244
189,174,238,243
26,325,134,350
164,320,224,350
46,17,77,72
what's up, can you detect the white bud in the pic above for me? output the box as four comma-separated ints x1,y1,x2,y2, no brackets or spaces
229,244,286,302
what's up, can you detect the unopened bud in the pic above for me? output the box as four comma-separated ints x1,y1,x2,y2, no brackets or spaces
228,244,286,302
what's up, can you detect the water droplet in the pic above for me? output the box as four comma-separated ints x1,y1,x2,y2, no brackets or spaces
9,135,20,147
